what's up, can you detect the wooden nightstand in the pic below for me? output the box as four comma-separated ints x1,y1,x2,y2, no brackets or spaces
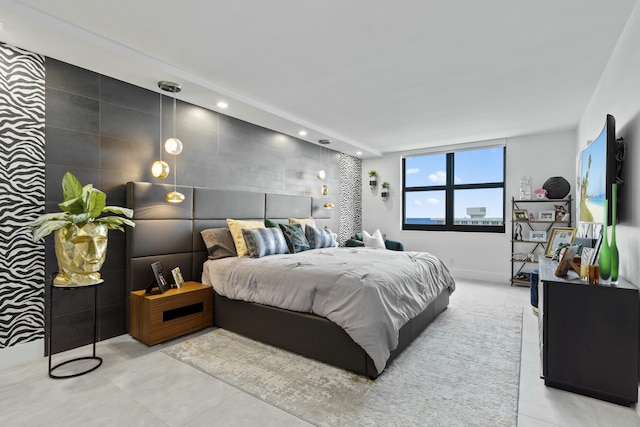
130,281,213,346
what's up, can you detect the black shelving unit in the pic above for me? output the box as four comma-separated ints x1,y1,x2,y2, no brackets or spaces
510,196,572,286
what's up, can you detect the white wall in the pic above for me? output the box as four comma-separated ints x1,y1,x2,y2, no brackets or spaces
362,129,576,282
577,1,640,283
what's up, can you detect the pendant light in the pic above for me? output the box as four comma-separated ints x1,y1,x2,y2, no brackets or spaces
151,92,170,178
158,81,185,203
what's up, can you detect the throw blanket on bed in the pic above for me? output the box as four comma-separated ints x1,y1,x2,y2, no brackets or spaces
202,247,455,374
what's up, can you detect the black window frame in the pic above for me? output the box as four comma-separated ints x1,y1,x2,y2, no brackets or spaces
402,147,506,233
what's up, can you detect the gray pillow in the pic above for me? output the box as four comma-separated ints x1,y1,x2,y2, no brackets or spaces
200,228,237,260
305,225,336,249
241,227,289,258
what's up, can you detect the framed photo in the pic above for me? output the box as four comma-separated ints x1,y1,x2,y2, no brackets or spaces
149,261,171,294
513,209,529,221
538,210,555,222
581,247,595,266
529,230,547,242
172,267,185,289
591,232,604,265
555,209,568,222
554,245,580,276
545,227,577,257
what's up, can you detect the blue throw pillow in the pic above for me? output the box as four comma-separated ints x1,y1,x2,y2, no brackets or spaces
305,225,336,249
242,227,289,258
278,223,311,253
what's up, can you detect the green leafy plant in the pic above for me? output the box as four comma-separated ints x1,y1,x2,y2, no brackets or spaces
368,170,377,177
28,172,135,241
382,182,390,189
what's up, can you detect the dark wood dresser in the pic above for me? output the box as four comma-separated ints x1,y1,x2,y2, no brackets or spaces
538,257,639,406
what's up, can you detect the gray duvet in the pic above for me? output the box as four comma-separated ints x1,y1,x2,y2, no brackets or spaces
202,246,455,374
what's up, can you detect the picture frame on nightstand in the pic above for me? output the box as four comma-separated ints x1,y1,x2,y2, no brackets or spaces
148,261,171,294
172,267,185,289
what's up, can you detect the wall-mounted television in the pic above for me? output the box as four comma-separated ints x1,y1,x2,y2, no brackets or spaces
578,114,622,226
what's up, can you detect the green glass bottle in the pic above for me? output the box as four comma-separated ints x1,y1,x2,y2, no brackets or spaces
599,199,611,281
610,184,619,282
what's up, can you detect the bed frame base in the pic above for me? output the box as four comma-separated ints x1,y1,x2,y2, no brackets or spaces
213,289,450,379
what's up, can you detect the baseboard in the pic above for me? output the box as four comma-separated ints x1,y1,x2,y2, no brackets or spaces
449,267,508,284
0,339,44,371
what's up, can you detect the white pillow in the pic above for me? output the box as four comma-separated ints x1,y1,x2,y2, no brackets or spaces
363,229,386,249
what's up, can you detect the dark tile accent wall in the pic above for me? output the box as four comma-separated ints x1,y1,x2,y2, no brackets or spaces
44,58,341,354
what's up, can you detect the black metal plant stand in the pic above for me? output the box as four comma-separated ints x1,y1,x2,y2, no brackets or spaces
48,274,104,379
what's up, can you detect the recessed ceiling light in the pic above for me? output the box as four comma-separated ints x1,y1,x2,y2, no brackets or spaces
298,130,307,137
217,101,228,109
356,151,362,156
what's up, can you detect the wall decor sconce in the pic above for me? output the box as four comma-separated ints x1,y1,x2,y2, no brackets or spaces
381,182,390,200
158,81,185,203
151,92,170,178
321,184,328,196
323,201,334,209
368,170,378,189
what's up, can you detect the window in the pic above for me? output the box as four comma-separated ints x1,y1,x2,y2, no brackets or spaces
402,146,505,232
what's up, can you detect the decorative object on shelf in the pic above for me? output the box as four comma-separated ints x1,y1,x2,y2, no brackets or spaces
538,210,555,221
528,213,536,221
159,81,185,203
513,209,528,221
381,182,390,200
545,227,576,258
611,183,619,282
151,92,170,178
27,172,135,286
554,205,569,222
542,176,570,199
513,223,523,240
599,199,612,281
534,188,548,199
529,230,547,242
368,171,378,189
519,176,532,200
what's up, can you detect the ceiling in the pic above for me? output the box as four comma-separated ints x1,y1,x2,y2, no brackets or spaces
0,0,636,157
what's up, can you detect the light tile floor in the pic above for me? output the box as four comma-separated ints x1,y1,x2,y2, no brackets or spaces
0,279,638,426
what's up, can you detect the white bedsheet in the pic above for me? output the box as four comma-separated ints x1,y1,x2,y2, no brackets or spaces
202,246,455,374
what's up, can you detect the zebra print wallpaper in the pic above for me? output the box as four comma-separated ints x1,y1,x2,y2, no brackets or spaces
0,42,46,349
339,153,362,245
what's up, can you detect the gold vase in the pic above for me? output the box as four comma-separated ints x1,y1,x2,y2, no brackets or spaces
53,223,108,286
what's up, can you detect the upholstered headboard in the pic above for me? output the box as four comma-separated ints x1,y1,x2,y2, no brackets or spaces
125,181,335,329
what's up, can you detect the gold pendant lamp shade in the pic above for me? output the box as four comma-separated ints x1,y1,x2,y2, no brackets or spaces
165,191,185,203
151,160,170,178
158,81,185,203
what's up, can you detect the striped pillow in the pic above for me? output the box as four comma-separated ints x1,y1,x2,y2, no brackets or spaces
241,227,289,258
305,225,336,249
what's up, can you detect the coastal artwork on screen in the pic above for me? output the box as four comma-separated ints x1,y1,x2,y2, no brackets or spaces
579,133,606,224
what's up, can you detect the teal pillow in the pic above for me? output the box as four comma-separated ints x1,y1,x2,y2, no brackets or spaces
265,218,283,228
278,223,311,253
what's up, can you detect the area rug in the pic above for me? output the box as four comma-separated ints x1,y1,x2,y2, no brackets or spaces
163,304,522,427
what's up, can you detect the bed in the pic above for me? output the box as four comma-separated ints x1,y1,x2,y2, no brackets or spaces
126,182,455,378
